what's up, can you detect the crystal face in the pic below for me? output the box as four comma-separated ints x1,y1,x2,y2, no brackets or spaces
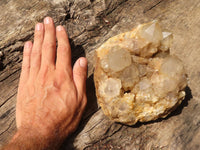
99,78,122,98
94,21,187,125
108,47,132,72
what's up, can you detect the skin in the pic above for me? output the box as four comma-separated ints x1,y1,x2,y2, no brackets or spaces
2,17,87,150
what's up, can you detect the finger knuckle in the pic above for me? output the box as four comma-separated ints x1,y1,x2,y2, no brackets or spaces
34,31,43,39
58,44,68,52
23,51,31,57
22,64,30,70
31,51,41,57
56,69,73,81
42,42,55,50
74,69,83,77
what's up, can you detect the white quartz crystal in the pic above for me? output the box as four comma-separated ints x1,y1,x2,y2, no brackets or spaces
99,78,122,98
108,47,132,72
120,64,139,90
94,21,187,125
160,56,184,77
137,20,163,45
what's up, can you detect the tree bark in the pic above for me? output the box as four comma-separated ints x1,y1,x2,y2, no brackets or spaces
0,0,199,149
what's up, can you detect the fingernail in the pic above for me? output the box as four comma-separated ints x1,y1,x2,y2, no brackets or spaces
80,58,87,68
36,23,42,31
57,26,63,31
44,17,51,24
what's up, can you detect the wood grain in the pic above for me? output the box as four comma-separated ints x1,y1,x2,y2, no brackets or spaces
0,0,199,149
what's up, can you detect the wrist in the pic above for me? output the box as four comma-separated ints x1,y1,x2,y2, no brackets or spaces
7,127,63,150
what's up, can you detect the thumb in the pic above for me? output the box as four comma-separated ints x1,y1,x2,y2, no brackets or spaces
73,57,87,101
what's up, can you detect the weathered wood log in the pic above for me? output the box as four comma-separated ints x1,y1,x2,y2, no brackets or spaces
0,0,200,149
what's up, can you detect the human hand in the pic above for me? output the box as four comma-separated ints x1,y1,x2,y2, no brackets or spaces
15,17,87,143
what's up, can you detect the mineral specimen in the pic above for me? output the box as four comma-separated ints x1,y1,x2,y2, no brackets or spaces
94,20,187,125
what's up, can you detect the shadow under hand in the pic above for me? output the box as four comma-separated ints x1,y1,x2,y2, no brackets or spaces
70,39,86,66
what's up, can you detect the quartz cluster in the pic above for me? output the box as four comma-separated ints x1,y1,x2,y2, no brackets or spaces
94,21,187,125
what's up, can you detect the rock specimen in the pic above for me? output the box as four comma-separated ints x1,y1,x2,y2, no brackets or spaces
94,21,187,125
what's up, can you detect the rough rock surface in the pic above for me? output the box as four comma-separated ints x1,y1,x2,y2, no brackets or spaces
0,0,200,150
94,21,187,125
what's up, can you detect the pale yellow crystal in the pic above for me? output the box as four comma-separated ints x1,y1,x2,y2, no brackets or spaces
159,32,173,51
94,21,187,125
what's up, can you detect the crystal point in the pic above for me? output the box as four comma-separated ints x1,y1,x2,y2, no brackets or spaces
138,20,163,44
159,31,173,51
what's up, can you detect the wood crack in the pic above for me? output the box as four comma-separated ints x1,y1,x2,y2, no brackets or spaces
105,0,128,16
0,118,15,136
85,117,105,134
143,0,164,13
0,92,17,108
0,68,20,82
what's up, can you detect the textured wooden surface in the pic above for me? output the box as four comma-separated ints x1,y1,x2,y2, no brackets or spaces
0,0,200,149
